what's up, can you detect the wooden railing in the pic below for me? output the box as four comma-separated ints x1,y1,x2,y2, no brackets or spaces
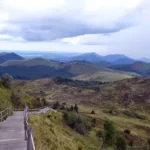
0,106,12,122
24,105,36,150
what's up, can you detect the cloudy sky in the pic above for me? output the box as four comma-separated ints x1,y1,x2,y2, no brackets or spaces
0,0,150,58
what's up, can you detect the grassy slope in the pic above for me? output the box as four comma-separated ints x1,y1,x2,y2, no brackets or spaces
0,58,61,68
111,61,150,76
1,58,134,81
16,77,150,148
0,85,12,109
30,111,100,150
0,82,39,109
73,71,133,82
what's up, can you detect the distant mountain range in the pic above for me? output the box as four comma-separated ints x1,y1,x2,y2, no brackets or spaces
0,52,24,63
69,52,136,66
111,61,150,76
0,56,134,81
0,52,149,80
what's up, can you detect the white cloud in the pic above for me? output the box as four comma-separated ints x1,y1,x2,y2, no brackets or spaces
0,0,149,58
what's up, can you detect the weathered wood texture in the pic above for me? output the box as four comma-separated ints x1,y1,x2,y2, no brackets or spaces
24,106,35,150
0,111,27,150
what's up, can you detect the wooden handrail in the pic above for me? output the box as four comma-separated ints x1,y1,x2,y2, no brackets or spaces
0,106,12,122
24,105,36,150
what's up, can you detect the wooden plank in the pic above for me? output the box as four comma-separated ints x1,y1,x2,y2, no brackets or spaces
0,111,27,150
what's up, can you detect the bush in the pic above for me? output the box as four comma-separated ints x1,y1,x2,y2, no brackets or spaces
96,130,105,139
41,98,47,106
104,120,117,146
74,104,79,113
91,110,96,114
63,111,91,135
70,105,74,111
128,141,133,147
91,118,96,127
116,136,127,150
0,73,12,88
53,101,60,109
124,129,131,134
11,93,22,108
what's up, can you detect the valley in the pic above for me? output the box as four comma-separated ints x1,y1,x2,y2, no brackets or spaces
12,77,150,150
0,51,150,150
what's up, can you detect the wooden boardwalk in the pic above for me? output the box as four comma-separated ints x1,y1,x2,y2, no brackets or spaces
0,111,27,150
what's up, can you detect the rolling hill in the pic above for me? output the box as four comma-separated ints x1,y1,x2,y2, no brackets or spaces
0,52,24,64
70,53,136,66
102,54,130,62
111,58,135,65
111,61,150,76
1,58,61,68
74,71,134,82
0,58,134,81
70,52,111,67
13,76,150,149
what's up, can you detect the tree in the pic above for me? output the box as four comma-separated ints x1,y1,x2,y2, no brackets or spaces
91,110,96,114
0,73,12,88
104,120,117,146
70,105,74,111
116,136,127,150
74,104,78,113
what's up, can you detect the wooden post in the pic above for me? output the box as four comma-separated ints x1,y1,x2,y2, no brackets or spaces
27,127,34,150
7,108,9,117
0,111,2,122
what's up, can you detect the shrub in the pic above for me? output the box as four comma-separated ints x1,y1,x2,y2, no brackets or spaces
124,129,131,134
104,120,117,146
74,104,79,113
116,136,127,150
96,130,105,139
11,93,22,108
70,105,74,111
128,141,133,147
41,98,47,106
0,73,12,88
91,118,96,127
91,110,96,114
148,139,150,145
53,101,60,109
63,111,91,135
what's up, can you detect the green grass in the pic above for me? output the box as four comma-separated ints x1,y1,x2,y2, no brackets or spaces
79,104,150,143
1,58,61,68
0,85,12,109
74,71,133,82
30,111,100,150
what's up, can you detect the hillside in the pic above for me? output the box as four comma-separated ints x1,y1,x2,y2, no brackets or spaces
112,58,135,65
14,77,150,149
0,58,134,81
62,61,111,75
1,58,61,68
0,79,42,110
111,61,150,76
0,52,24,64
102,54,131,62
74,71,134,82
30,111,100,150
14,77,150,109
71,52,111,67
71,52,102,62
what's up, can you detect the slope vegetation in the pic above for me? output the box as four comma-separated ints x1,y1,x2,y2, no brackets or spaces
18,77,150,149
0,58,134,81
111,61,150,76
